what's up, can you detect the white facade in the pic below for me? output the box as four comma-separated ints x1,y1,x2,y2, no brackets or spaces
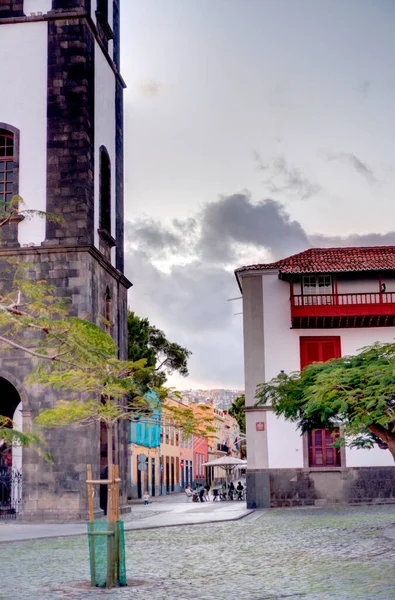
241,269,395,471
0,13,118,265
94,40,117,266
0,21,48,246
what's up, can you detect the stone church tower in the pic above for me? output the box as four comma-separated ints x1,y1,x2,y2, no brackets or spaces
0,0,131,519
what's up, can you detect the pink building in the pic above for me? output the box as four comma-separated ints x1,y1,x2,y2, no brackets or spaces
193,435,208,485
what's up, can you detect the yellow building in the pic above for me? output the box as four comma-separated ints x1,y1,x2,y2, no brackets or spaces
159,397,186,494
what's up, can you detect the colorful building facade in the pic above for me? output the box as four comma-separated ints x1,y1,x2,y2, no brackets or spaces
129,394,161,499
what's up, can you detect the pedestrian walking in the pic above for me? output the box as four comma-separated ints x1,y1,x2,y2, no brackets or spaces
228,482,235,500
185,484,193,502
198,484,206,502
143,490,150,505
236,481,244,500
204,482,211,501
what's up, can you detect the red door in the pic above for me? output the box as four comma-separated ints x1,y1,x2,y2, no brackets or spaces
300,336,342,467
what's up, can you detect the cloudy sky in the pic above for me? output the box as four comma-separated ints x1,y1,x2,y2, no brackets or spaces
119,0,395,389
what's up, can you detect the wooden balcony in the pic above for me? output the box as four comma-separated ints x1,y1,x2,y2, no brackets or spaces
291,292,395,328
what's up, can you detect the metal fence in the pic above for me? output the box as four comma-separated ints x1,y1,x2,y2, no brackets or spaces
0,467,22,519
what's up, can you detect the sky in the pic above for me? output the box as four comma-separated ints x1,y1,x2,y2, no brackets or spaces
119,0,395,390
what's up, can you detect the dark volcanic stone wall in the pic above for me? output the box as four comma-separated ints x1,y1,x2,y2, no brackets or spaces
0,1,24,17
0,246,129,520
247,466,395,509
45,16,95,246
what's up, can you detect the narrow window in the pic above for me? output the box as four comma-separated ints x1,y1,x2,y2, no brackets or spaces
105,286,111,333
97,0,108,20
0,131,14,207
99,147,111,234
308,429,341,467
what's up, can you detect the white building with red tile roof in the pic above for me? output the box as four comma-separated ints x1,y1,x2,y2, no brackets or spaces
236,246,395,509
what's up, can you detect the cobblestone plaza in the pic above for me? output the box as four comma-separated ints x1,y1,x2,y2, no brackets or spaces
2,505,395,599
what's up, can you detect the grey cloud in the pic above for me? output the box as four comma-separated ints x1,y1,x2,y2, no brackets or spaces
197,193,309,262
125,217,186,259
327,152,377,184
125,250,243,386
172,217,197,236
255,153,321,200
310,231,395,248
126,193,395,388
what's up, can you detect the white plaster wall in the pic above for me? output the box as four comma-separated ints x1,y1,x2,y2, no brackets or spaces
245,411,269,469
251,270,395,468
24,0,52,15
0,22,48,246
266,410,303,468
338,278,380,294
346,445,394,467
293,276,395,297
91,0,97,20
94,40,116,265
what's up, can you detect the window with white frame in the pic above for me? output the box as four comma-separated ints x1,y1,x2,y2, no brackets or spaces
302,275,333,305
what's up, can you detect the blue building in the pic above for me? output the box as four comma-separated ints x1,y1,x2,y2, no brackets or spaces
129,392,161,499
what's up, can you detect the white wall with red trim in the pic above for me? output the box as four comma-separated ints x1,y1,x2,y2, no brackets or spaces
244,270,395,469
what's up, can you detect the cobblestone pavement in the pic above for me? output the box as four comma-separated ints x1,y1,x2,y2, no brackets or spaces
2,505,395,600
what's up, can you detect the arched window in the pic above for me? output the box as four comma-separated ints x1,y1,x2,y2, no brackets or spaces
0,130,14,207
97,0,108,20
99,147,111,234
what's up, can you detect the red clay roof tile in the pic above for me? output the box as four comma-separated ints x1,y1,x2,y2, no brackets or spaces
235,246,395,275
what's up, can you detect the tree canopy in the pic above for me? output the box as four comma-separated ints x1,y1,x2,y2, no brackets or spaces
127,311,191,386
0,202,205,457
229,394,246,434
256,342,395,460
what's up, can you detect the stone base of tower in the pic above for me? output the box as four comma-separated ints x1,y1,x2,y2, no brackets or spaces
246,470,271,509
0,245,131,521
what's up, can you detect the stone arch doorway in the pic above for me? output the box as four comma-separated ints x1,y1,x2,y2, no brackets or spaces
0,376,23,517
0,376,22,468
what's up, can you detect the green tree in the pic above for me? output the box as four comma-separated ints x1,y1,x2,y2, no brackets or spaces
256,342,395,460
0,255,209,588
0,200,210,587
229,394,246,434
127,310,191,385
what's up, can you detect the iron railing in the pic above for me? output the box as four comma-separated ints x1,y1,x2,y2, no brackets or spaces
0,467,22,519
291,291,395,307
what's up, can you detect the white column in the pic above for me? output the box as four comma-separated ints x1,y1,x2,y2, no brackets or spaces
242,274,269,469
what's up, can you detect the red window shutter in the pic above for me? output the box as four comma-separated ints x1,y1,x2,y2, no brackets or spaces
300,336,341,369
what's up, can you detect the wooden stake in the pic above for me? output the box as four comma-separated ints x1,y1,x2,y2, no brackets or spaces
114,465,120,582
87,464,94,523
115,465,120,521
86,465,96,587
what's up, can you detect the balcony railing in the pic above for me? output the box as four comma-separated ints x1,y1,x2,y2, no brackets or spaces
290,292,395,328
